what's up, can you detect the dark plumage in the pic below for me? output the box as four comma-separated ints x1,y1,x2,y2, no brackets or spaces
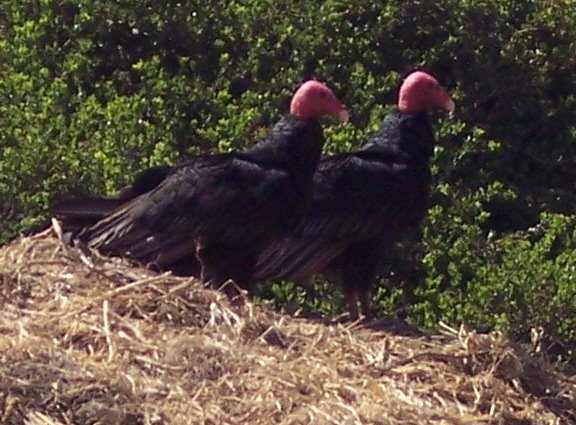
50,165,174,238
74,81,348,291
115,165,174,200
255,70,455,319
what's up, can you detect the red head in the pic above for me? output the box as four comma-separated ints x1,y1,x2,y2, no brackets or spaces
398,71,455,115
290,80,349,122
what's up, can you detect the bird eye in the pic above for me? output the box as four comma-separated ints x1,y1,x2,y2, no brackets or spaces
319,90,327,98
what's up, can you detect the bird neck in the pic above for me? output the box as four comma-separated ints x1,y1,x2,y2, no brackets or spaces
362,110,435,165
247,116,324,176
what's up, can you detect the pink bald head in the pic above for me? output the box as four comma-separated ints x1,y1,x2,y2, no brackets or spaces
290,80,349,122
398,71,455,115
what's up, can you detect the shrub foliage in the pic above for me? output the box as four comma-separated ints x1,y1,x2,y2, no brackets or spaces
1,0,575,362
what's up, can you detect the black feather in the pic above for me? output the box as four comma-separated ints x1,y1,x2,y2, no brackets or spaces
76,115,326,290
255,110,436,319
49,165,175,241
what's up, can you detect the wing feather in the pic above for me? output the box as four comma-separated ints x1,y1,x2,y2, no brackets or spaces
255,152,419,281
76,154,293,268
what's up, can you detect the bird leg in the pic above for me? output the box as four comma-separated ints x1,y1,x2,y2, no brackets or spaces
196,242,256,299
335,242,380,321
358,288,373,319
345,290,360,321
344,286,372,321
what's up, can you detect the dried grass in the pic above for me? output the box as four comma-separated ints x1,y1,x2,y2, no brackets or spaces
0,228,574,425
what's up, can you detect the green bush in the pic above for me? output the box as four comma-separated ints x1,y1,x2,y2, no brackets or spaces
1,0,575,363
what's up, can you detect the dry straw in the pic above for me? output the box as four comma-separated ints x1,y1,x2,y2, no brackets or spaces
0,227,574,424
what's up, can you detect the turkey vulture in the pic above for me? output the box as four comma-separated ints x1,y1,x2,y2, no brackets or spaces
74,80,349,291
255,70,455,319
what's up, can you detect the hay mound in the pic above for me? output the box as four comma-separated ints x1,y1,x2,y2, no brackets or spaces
0,229,574,425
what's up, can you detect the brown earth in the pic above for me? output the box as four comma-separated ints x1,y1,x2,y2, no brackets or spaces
0,227,574,425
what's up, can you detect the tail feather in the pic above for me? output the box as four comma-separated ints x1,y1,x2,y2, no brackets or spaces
48,197,130,241
51,198,127,219
50,165,173,241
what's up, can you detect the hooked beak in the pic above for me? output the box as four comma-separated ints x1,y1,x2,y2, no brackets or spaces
445,98,456,119
435,87,455,118
337,109,350,123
